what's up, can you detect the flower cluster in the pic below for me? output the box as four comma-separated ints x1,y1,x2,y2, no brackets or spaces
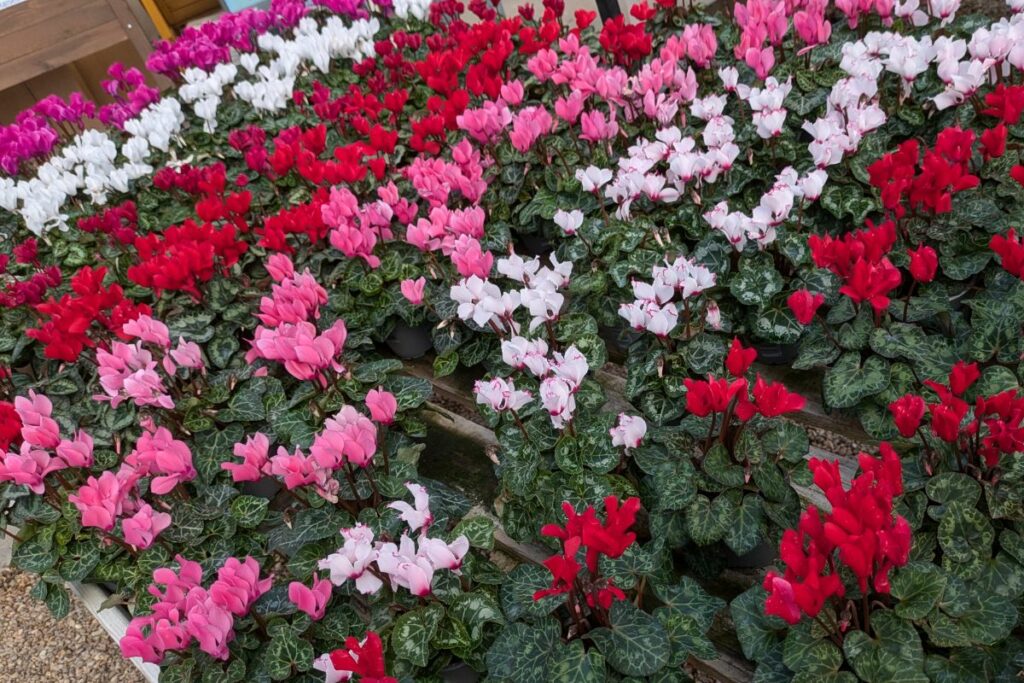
314,631,396,683
0,391,92,495
889,361,1024,473
246,254,348,386
763,445,911,624
534,496,640,616
120,555,271,663
619,255,717,337
318,484,469,596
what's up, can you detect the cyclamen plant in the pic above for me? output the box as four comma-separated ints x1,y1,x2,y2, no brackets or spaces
732,444,1024,681
488,495,726,681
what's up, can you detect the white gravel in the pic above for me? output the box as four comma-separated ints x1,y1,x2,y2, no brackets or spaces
0,568,142,682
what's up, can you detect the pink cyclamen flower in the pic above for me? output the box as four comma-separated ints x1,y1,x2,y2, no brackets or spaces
168,338,204,373
366,388,397,425
318,524,384,594
122,314,171,348
122,503,172,550
209,556,271,617
95,342,175,410
288,574,333,620
267,446,318,490
310,405,378,469
126,425,196,495
15,390,60,449
419,536,470,573
222,432,271,483
579,110,619,143
400,277,426,305
388,482,433,533
0,442,63,494
610,413,647,449
509,106,554,153
450,236,494,279
186,596,235,660
69,471,126,531
266,253,295,282
246,320,347,387
56,430,94,468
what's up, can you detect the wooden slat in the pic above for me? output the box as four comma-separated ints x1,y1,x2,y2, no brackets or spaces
0,0,114,61
0,0,84,41
0,19,125,91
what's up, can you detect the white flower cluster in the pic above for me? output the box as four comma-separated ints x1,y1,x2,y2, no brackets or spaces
4,99,185,234
450,253,572,334
618,255,716,337
2,14,380,234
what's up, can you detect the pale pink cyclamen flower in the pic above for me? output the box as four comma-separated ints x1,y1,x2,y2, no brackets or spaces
15,390,60,449
400,277,426,305
376,535,435,596
610,414,648,449
313,653,349,683
222,432,271,483
122,315,171,348
365,388,397,425
388,482,433,533
419,535,470,573
310,405,378,469
554,209,584,236
168,338,204,373
122,503,172,550
474,377,533,413
540,376,577,429
288,574,332,620
319,524,384,594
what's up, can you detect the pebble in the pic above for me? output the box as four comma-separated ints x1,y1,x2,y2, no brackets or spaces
0,569,141,683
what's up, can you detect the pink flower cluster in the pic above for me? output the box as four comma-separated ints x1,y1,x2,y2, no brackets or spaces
0,391,93,494
318,484,469,597
246,255,347,386
322,185,396,268
97,63,161,130
223,392,393,502
120,555,270,663
94,315,203,410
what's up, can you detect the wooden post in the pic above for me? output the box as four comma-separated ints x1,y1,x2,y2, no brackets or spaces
595,0,621,20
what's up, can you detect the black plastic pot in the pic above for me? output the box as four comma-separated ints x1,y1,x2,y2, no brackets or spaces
724,540,778,569
751,341,799,366
441,661,480,683
240,476,281,500
385,322,434,359
599,324,644,356
514,232,553,257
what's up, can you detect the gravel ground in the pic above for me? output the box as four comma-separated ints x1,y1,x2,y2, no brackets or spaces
0,568,142,683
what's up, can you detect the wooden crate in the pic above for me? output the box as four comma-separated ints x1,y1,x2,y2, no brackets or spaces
0,0,162,93
150,0,219,26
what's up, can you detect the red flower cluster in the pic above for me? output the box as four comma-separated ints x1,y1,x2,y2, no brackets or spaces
128,219,247,299
787,289,825,325
0,262,61,309
0,401,22,452
809,219,901,314
534,496,639,611
684,339,806,421
990,228,1024,279
77,200,138,245
327,631,396,683
889,361,1024,469
764,445,911,624
868,127,980,218
599,16,653,66
258,188,330,253
27,266,149,361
